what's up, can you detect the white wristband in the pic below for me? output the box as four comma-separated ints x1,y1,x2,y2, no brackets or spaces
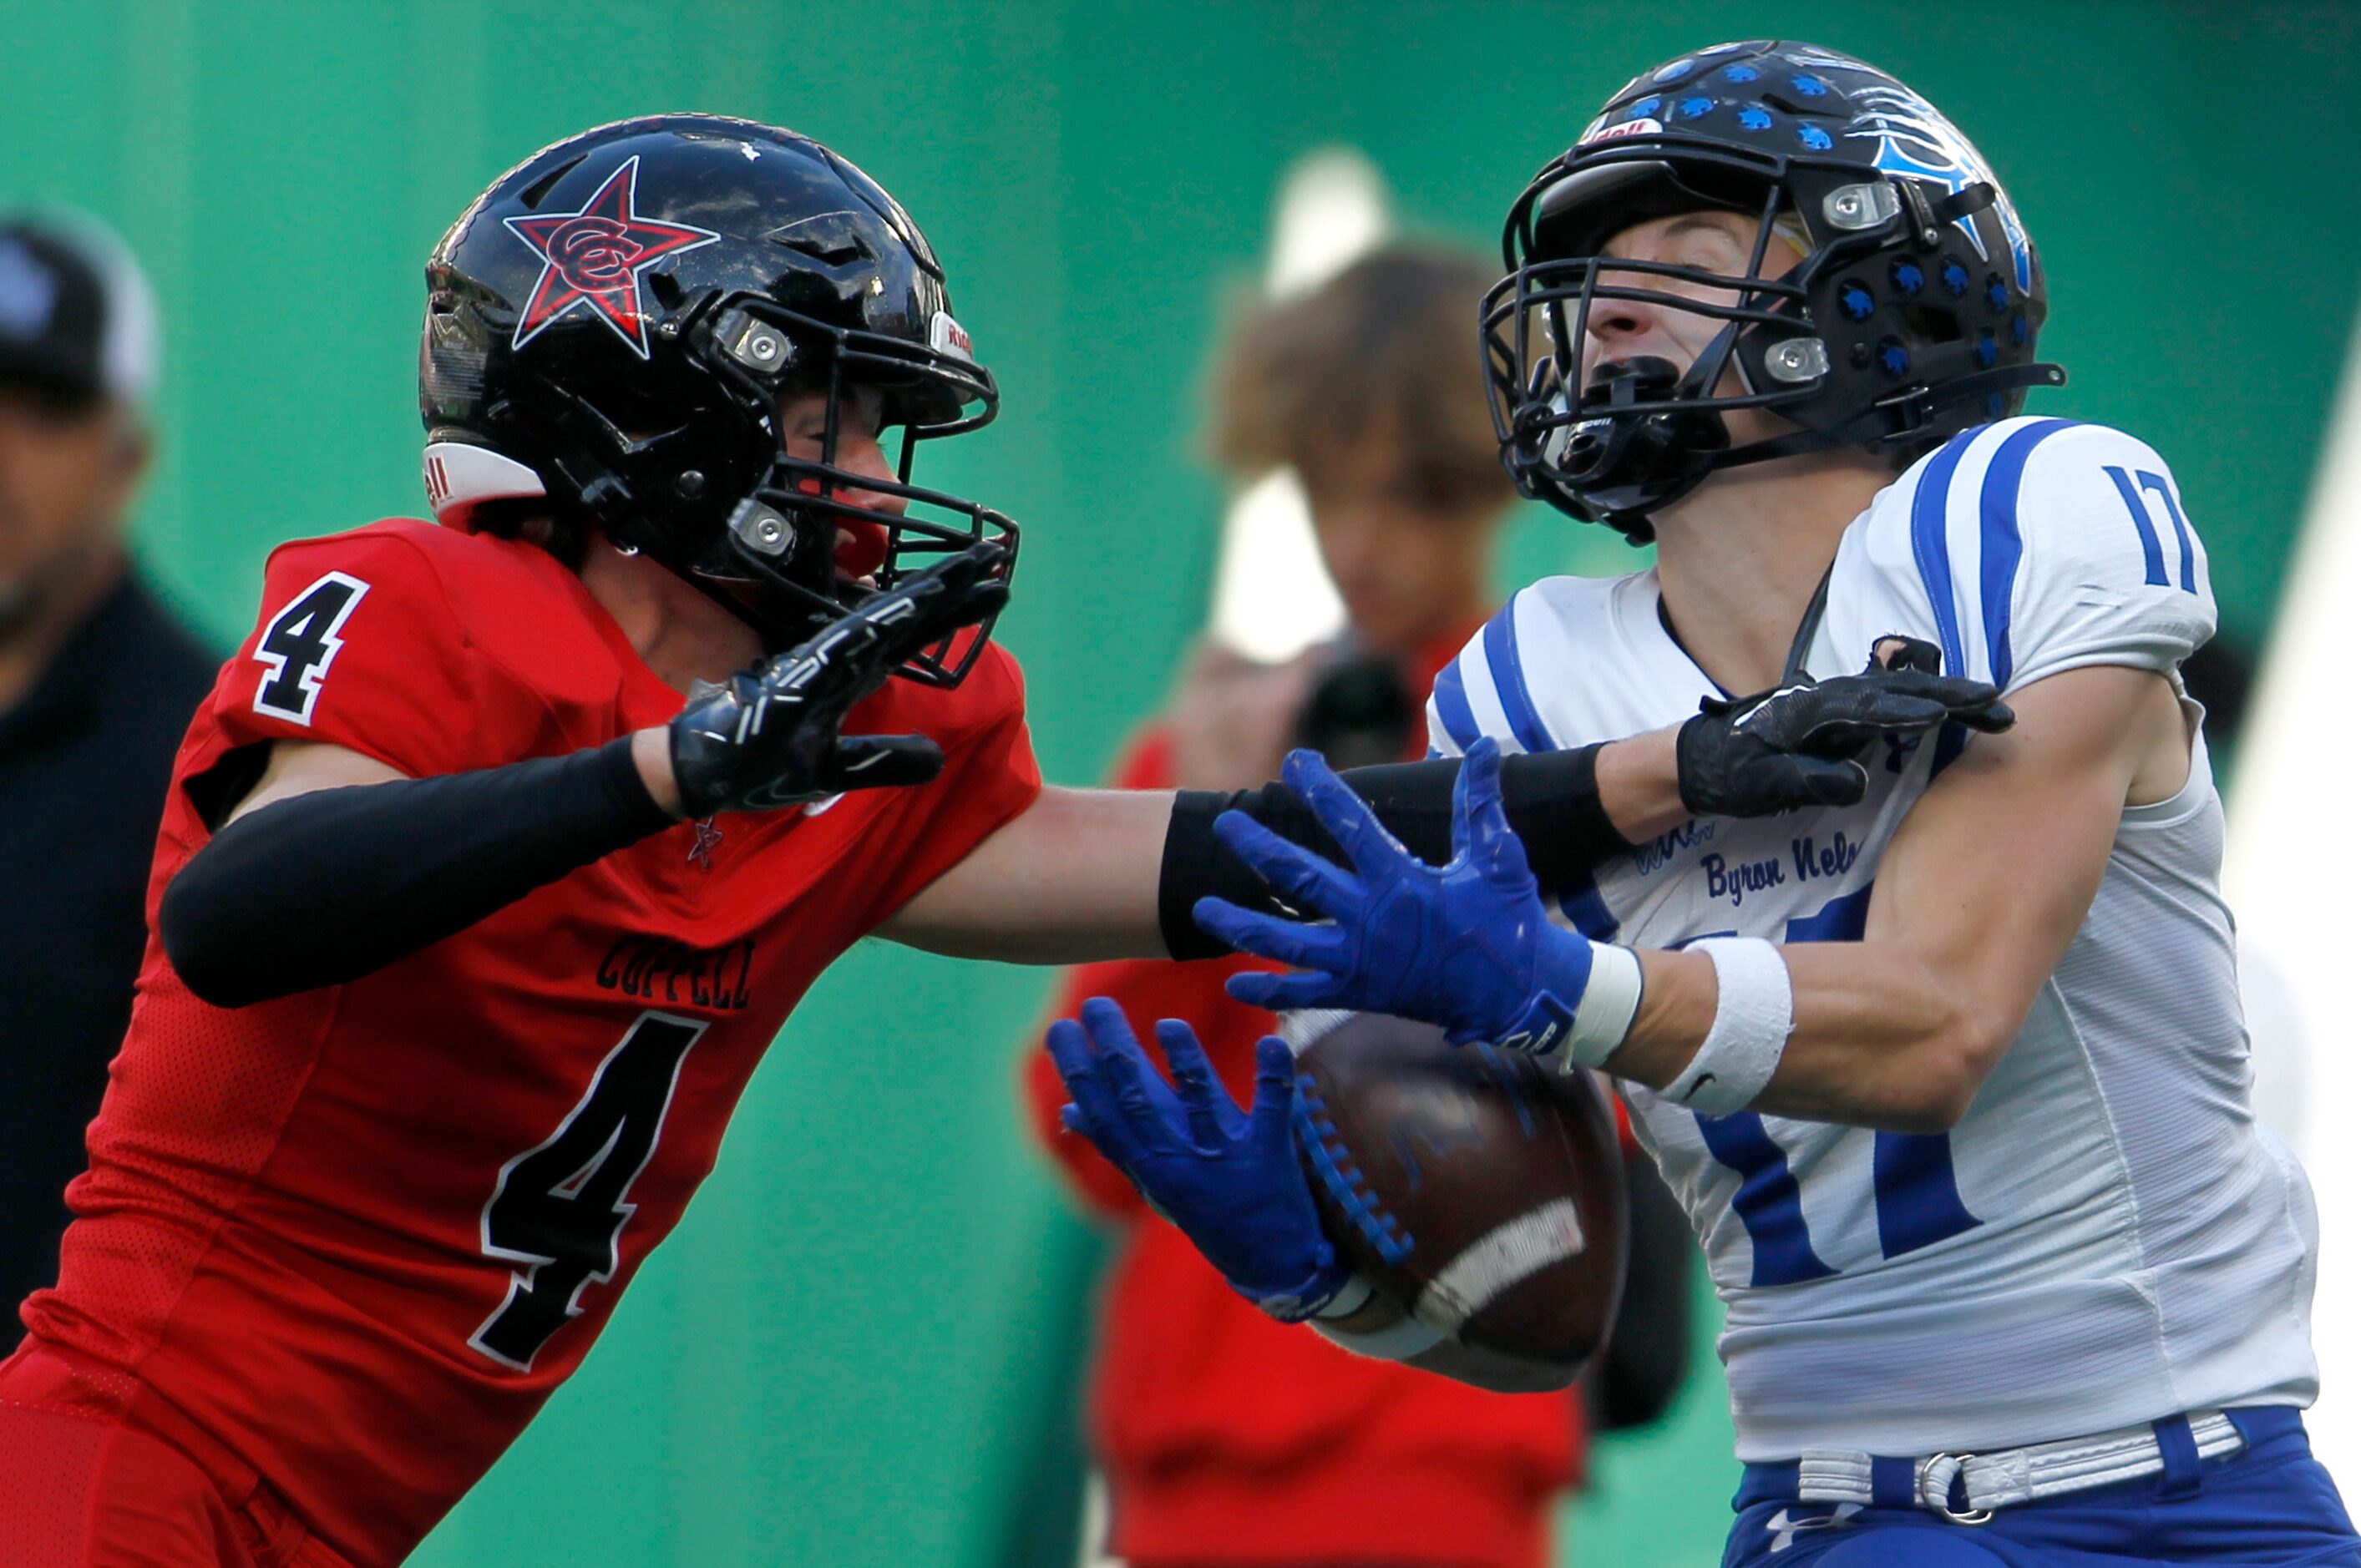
1665,938,1792,1115
1561,942,1645,1070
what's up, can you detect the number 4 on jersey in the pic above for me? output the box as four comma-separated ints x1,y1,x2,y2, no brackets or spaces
470,1012,706,1371
251,570,370,724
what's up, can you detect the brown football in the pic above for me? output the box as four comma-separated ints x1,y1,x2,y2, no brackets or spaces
1294,1013,1628,1370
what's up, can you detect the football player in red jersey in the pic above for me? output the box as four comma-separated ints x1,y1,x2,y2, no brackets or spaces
0,116,2010,1567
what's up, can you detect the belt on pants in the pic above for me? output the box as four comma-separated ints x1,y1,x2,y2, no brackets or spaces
1738,1408,2303,1524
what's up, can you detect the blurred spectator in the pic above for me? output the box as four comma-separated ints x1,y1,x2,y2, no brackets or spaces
0,213,216,1311
1022,245,1688,1568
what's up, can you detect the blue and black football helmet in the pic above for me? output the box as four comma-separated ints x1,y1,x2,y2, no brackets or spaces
1482,42,2064,541
419,114,1012,681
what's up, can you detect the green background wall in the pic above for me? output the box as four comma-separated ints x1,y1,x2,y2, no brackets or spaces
5,3,2355,1563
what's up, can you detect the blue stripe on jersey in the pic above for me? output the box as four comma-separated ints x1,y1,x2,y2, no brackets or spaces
1481,599,1558,755
1430,655,1481,753
1783,883,1872,942
1908,427,1984,677
2105,464,2171,586
1694,1112,1838,1287
2142,470,2200,594
1977,417,2081,688
1872,1131,1982,1257
1783,883,1983,1262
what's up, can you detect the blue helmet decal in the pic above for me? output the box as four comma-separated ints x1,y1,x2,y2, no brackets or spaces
1827,78,2036,292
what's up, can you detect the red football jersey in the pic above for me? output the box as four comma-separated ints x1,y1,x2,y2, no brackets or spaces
20,520,1041,1565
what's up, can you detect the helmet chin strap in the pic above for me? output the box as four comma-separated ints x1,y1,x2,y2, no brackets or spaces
608,496,818,654
1710,360,2067,473
546,440,844,660
1558,346,2062,534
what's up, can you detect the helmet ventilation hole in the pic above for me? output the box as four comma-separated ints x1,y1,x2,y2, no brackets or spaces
516,154,588,210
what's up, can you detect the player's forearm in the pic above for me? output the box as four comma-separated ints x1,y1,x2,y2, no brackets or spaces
631,726,687,817
1605,943,1999,1132
894,747,1645,964
1593,727,1690,842
161,739,676,1008
880,785,1170,962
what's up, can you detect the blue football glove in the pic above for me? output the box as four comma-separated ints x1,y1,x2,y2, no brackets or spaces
1192,737,1595,1054
1045,997,1345,1319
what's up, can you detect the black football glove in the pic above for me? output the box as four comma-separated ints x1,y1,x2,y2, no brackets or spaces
668,544,1009,817
1675,640,2014,817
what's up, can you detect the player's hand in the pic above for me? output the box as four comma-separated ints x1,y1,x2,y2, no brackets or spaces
1194,739,1598,1055
666,544,1009,817
1676,646,2014,817
1046,998,1346,1320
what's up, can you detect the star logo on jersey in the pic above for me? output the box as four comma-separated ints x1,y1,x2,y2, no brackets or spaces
504,157,719,359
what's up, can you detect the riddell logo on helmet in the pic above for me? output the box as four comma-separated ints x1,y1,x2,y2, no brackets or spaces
929,311,973,362
1582,117,1664,144
503,156,720,359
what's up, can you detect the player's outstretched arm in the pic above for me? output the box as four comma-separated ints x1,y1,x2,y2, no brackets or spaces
876,751,1662,964
880,660,2008,965
159,548,1007,1009
1200,665,2185,1133
1170,655,2009,963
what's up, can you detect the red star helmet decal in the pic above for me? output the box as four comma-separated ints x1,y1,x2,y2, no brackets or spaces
503,156,719,359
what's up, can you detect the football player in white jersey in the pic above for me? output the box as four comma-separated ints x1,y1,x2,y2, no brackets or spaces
1046,38,2358,1567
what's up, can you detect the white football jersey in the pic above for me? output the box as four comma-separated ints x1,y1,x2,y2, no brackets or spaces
1425,417,2319,1460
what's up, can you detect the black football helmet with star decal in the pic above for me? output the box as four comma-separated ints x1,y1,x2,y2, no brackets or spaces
1482,41,2064,541
420,114,1011,682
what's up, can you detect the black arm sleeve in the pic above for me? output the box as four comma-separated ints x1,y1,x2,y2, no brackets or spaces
160,738,677,1008
1158,744,1630,960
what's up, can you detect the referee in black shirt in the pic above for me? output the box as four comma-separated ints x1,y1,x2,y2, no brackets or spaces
0,212,216,1313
